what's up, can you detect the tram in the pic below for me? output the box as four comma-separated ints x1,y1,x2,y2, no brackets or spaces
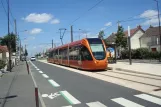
47,38,108,70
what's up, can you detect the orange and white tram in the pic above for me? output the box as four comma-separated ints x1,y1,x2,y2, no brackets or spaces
47,38,108,70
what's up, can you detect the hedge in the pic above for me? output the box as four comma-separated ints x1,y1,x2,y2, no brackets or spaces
121,48,161,59
0,60,6,69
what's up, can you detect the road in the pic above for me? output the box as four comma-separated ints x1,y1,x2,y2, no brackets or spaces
29,61,161,107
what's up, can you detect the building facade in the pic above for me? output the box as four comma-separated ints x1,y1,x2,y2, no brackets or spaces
140,26,161,52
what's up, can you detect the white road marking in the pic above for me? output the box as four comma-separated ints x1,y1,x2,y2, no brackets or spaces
60,91,81,105
86,101,107,107
42,93,61,99
42,94,48,97
48,79,60,87
62,106,72,107
29,62,46,107
135,94,161,105
42,74,49,78
37,69,40,70
111,97,144,107
39,71,43,73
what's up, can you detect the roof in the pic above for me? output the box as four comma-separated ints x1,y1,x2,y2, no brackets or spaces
141,26,161,38
0,45,8,53
106,25,145,42
48,39,85,52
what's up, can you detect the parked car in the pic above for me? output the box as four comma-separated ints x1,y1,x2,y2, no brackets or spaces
30,57,36,61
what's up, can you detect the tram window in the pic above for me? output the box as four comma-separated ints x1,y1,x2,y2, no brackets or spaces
69,47,73,60
62,49,67,60
80,46,93,61
49,51,53,58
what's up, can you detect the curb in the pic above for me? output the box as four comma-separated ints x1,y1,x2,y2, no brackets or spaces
110,67,161,77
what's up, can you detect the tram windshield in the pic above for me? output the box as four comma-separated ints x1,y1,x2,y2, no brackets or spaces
87,38,106,60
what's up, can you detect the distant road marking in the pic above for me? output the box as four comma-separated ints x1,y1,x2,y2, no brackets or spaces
48,79,60,87
62,106,72,107
29,64,46,107
39,71,43,73
135,94,161,105
42,74,49,78
111,97,144,107
60,91,81,105
86,101,107,107
37,69,40,70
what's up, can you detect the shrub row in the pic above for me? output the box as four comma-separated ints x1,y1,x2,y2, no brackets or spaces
0,60,6,69
121,48,161,59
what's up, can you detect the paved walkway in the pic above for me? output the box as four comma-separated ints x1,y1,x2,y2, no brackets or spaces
109,62,161,76
0,61,36,107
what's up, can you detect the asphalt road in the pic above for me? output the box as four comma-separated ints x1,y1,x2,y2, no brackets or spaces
30,61,161,107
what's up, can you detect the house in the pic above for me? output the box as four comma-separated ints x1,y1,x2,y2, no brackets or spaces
106,25,145,49
140,26,161,52
0,45,9,62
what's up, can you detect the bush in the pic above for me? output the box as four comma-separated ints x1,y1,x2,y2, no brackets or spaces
121,48,161,59
135,48,149,59
0,60,6,69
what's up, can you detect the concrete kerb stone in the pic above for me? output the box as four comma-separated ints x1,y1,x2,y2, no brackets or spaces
110,67,161,78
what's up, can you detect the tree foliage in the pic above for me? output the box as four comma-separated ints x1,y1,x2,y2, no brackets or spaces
115,26,127,48
0,32,17,52
98,30,105,39
24,49,28,56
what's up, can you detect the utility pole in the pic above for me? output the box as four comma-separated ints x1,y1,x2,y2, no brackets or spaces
71,25,73,42
154,0,161,52
25,44,26,60
14,19,18,65
52,39,53,48
117,21,120,28
8,0,11,72
128,26,132,65
20,38,21,61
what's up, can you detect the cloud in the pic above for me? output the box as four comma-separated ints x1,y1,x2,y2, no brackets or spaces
105,22,112,27
23,13,53,23
51,19,60,24
140,10,158,19
33,46,37,49
30,28,42,34
24,36,35,42
101,27,106,31
142,18,161,26
140,10,160,26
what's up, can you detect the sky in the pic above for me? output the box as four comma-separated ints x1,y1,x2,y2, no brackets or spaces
0,0,161,56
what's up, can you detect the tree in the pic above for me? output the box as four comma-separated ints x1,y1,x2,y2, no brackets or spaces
98,30,105,39
115,26,127,48
0,32,17,52
24,49,28,56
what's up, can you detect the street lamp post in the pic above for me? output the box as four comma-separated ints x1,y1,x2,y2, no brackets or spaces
128,26,132,65
18,30,28,61
154,0,161,61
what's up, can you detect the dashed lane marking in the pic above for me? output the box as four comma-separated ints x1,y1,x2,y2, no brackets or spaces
42,74,49,78
86,101,107,107
111,97,144,107
39,71,43,73
60,91,81,105
37,68,40,70
134,94,161,105
62,106,72,107
48,79,60,87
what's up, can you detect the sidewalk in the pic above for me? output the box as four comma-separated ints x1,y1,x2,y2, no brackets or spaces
0,61,36,107
109,62,161,76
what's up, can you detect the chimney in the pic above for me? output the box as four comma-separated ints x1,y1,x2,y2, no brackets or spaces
137,25,141,29
149,25,153,28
